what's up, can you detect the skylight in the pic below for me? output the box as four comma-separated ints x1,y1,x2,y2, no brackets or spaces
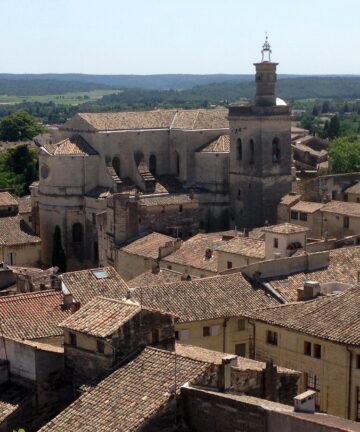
92,270,109,279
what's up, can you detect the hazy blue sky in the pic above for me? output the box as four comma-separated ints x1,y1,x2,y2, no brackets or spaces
1,0,359,74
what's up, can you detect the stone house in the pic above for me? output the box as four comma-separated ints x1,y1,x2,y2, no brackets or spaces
287,201,324,238
243,286,360,421
344,182,360,203
0,192,18,217
321,200,360,239
60,296,176,386
276,192,302,223
0,216,41,266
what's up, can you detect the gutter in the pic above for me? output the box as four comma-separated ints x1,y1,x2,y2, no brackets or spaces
222,318,229,353
346,347,353,420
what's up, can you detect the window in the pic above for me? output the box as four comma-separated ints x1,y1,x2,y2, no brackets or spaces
149,154,157,176
357,387,360,421
291,211,298,220
97,340,105,353
72,223,83,243
273,238,279,248
332,190,337,200
304,341,312,356
92,213,96,224
300,212,308,221
237,319,245,331
7,207,11,212
179,204,183,213
174,151,180,176
203,326,211,337
69,333,77,347
167,265,172,270
249,139,255,164
112,156,121,177
235,343,246,357
227,261,233,269
238,189,241,198
93,242,99,262
152,329,159,343
306,373,320,408
357,198,360,203
7,252,16,265
237,138,242,161
175,331,179,340
313,344,321,359
272,138,280,163
344,216,350,229
357,355,360,369
266,330,278,346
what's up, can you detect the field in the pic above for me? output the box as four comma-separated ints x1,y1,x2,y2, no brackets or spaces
0,89,121,105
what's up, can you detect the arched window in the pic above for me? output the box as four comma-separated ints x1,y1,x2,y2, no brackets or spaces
149,154,157,176
174,151,180,176
72,223,83,243
249,139,255,164
272,138,280,163
112,157,121,177
237,138,242,161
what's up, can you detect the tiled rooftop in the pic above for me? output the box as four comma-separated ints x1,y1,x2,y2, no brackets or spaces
128,268,191,288
138,194,194,207
43,134,97,156
0,216,41,246
243,285,360,346
0,191,18,207
291,201,324,213
132,273,277,323
0,290,70,340
121,232,175,260
268,246,360,302
162,233,229,272
345,183,360,194
217,237,265,259
39,346,210,432
198,134,230,153
262,223,309,235
176,344,236,365
17,195,32,214
60,297,141,337
61,266,128,306
321,200,360,217
0,382,32,424
69,108,228,132
279,193,301,207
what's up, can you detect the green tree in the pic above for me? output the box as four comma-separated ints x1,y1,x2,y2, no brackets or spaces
52,226,67,272
0,110,44,141
329,137,360,174
328,115,340,139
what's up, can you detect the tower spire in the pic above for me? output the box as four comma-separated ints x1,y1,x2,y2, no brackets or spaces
261,33,272,62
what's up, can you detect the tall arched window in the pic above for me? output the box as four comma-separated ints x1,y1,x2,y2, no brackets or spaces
149,154,157,176
249,139,255,164
72,223,83,243
237,138,242,161
112,157,121,177
272,138,280,163
174,151,180,176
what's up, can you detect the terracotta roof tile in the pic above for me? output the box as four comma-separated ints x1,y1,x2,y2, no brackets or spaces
0,192,18,207
345,183,360,194
60,297,141,337
321,200,360,217
39,347,210,432
139,194,194,207
262,223,309,235
0,216,41,246
44,135,97,156
72,108,228,132
217,237,265,259
121,232,175,260
0,382,32,424
0,290,70,340
61,266,128,306
268,246,360,302
132,273,277,323
128,269,190,288
244,285,360,346
279,193,301,207
17,195,31,214
291,201,324,213
198,134,230,153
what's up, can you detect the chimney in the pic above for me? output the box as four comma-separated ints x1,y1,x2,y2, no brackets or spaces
70,301,81,314
294,390,316,413
205,248,212,260
51,274,61,291
297,280,321,301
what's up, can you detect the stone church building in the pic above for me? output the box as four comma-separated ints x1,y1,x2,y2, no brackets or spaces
31,40,292,270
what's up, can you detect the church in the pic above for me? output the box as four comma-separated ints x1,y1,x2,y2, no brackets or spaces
31,38,292,270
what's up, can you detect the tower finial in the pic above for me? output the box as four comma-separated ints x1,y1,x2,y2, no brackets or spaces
261,33,272,62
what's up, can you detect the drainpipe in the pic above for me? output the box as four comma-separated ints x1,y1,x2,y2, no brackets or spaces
346,347,353,420
222,318,229,353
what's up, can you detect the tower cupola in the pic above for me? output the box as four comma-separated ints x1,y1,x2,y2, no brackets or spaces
254,35,278,107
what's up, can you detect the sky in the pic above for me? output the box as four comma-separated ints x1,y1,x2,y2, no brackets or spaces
1,0,359,75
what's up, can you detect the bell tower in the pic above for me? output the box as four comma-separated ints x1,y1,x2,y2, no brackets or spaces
228,36,292,229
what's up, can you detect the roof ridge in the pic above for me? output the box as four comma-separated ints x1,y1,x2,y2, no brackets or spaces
0,289,59,302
